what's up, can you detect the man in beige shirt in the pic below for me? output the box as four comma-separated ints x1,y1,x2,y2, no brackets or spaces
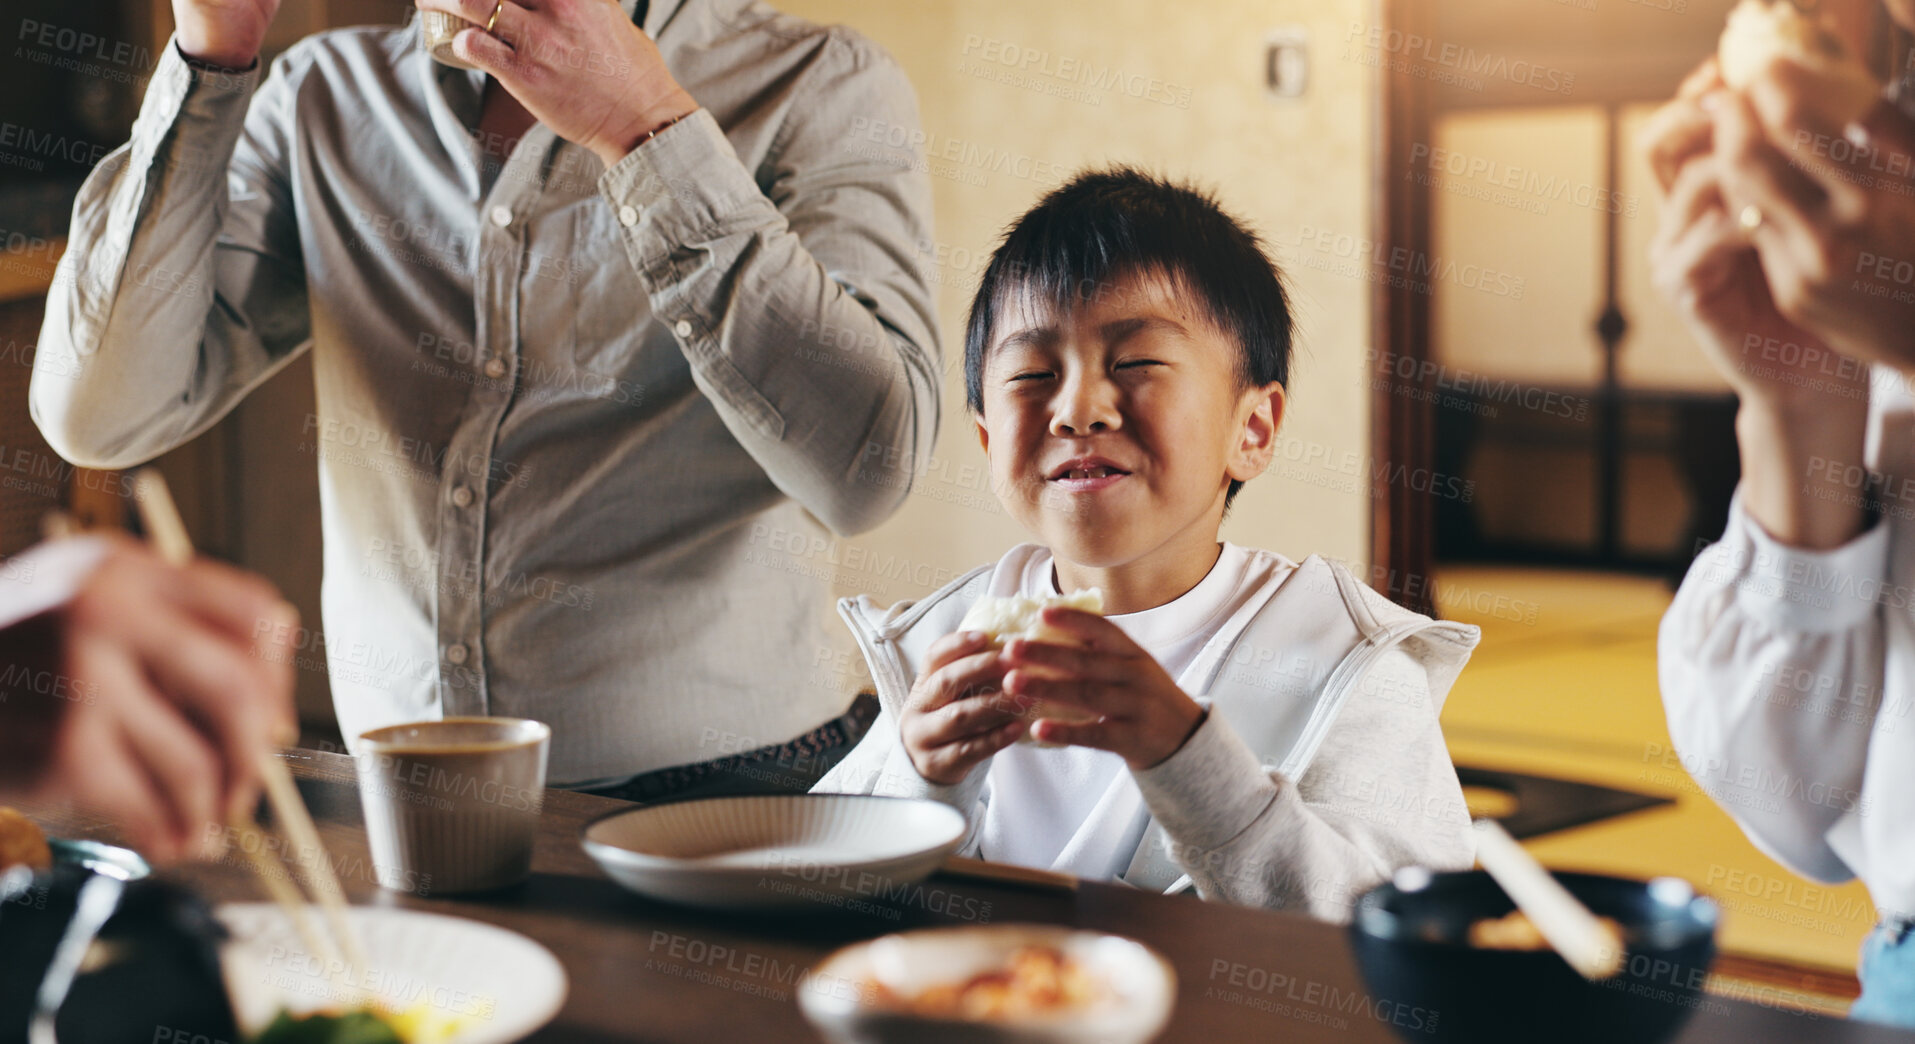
32,0,939,794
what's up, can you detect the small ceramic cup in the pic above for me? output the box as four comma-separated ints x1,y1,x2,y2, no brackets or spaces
354,717,550,894
419,9,481,70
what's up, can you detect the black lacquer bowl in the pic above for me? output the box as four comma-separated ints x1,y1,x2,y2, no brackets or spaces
1349,868,1719,1044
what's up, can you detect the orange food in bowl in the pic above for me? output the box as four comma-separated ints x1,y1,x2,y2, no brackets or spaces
0,807,52,872
871,946,1103,1020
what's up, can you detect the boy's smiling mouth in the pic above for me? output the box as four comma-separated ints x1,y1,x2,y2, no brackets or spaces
1047,456,1133,492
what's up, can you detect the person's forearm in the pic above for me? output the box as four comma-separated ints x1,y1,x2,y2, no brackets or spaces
33,43,269,469
1736,391,1871,550
599,111,940,537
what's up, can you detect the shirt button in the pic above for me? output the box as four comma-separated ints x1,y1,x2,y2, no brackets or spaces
618,205,641,227
445,643,469,665
489,206,513,228
483,357,507,379
674,319,693,338
451,486,474,508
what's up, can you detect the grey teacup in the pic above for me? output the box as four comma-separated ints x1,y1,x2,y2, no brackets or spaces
355,717,550,894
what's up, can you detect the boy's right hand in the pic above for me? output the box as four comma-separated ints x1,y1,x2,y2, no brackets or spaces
174,0,282,70
900,631,1026,786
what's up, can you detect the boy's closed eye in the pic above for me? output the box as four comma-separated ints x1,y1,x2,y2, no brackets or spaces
1002,358,1165,384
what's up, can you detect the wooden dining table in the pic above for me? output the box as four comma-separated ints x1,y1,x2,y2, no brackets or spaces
21,748,1915,1043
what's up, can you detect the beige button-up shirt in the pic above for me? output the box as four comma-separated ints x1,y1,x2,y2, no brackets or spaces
30,0,940,786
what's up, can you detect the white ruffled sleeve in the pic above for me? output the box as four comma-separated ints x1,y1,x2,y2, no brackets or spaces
1658,491,1889,884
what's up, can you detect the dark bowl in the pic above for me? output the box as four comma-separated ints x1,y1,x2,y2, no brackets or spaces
1348,868,1718,1044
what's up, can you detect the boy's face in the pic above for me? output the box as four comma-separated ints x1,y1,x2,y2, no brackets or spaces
974,271,1285,572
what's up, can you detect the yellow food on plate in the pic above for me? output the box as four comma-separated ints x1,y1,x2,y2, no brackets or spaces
1718,0,1878,123
1468,909,1626,953
253,1002,466,1044
0,807,52,872
871,945,1102,1021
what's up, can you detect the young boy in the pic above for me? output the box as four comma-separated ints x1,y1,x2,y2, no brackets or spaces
814,168,1478,920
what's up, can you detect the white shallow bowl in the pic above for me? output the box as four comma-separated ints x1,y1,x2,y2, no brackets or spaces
582,794,966,910
217,902,567,1043
799,924,1177,1044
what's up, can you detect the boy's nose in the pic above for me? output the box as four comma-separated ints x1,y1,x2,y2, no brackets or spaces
1049,378,1121,436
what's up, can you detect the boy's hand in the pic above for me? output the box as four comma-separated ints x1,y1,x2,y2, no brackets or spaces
1001,608,1205,771
900,631,1026,786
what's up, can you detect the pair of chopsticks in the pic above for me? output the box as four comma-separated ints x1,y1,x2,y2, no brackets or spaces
130,470,369,977
1473,818,1624,980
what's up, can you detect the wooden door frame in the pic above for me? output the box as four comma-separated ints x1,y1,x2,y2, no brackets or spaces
1369,0,1437,616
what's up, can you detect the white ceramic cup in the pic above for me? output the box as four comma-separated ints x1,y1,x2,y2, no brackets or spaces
355,717,550,894
419,9,481,70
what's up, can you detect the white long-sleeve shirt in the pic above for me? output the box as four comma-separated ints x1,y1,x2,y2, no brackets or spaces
1660,372,1915,919
818,543,1479,920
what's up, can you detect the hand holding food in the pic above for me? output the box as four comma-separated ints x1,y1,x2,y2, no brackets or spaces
413,0,699,169
172,0,283,69
1641,9,1881,550
1717,0,1878,124
1000,607,1206,771
959,589,1106,742
898,630,1027,786
1704,1,1915,377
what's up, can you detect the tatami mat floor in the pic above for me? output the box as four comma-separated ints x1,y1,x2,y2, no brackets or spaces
1436,566,1877,983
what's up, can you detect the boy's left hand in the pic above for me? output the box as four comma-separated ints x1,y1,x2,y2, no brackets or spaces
1001,607,1206,771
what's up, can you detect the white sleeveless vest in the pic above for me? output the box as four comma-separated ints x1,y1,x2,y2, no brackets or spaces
825,551,1479,891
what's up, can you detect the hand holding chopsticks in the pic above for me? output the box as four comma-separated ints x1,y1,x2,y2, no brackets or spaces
132,468,370,977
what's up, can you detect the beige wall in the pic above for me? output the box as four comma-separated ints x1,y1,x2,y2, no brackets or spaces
780,0,1379,602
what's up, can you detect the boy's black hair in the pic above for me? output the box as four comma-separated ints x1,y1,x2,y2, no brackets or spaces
962,167,1294,507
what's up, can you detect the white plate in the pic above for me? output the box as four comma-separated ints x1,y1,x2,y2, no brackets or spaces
217,902,567,1043
582,794,967,910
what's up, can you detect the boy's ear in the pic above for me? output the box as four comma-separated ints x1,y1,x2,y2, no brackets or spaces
1226,381,1286,484
973,412,990,455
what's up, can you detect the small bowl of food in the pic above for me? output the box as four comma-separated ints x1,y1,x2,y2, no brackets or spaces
799,924,1176,1044
1349,868,1718,1044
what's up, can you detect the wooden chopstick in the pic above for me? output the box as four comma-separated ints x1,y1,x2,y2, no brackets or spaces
132,468,368,974
229,812,343,971
1473,818,1624,980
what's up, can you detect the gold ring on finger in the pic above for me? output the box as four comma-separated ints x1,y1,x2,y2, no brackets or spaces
485,0,506,34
